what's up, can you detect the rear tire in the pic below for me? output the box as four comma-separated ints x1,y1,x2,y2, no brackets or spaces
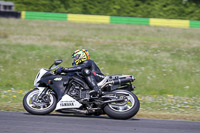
104,90,140,120
23,89,57,115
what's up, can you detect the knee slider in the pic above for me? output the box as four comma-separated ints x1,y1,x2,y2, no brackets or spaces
82,69,91,76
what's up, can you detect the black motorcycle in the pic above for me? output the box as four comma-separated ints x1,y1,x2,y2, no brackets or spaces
23,60,140,119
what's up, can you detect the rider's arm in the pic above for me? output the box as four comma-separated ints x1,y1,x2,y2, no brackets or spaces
62,60,91,72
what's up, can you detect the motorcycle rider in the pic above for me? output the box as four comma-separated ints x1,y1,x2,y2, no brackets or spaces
56,49,103,96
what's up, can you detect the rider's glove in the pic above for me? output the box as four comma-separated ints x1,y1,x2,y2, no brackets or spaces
56,67,64,74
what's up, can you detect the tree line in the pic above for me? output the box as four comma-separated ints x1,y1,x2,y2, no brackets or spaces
5,0,200,20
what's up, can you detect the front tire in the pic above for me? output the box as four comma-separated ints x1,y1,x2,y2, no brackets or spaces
104,90,140,120
23,89,57,115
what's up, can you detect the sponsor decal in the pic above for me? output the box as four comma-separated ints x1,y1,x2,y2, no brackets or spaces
60,101,75,107
54,77,62,81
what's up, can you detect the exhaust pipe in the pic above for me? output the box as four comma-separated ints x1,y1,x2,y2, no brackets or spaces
100,76,134,89
113,76,134,85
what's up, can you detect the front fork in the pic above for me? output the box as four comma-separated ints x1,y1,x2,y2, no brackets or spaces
37,87,48,100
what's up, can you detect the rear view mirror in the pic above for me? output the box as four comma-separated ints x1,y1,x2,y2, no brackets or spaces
54,60,63,65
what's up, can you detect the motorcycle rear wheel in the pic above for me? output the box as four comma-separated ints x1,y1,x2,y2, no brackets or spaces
23,89,57,115
104,90,140,120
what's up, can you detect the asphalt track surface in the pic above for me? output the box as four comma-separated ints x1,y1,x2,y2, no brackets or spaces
0,111,200,133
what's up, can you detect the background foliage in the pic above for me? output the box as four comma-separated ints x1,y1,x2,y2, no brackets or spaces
0,18,200,98
4,0,200,20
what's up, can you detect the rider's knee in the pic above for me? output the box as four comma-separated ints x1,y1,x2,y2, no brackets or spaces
82,68,91,76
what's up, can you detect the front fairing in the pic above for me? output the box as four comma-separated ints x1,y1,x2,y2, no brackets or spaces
39,75,68,100
38,72,77,101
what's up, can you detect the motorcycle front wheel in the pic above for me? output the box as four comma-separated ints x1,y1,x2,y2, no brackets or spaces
104,90,140,120
23,88,57,115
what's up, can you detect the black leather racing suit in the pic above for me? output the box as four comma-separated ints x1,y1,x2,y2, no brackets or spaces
62,59,104,93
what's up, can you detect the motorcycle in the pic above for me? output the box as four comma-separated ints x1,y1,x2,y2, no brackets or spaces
23,60,140,119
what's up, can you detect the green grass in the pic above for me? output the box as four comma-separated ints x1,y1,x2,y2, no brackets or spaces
0,18,200,119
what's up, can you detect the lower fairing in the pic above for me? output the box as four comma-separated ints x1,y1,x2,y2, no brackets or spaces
55,94,82,110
